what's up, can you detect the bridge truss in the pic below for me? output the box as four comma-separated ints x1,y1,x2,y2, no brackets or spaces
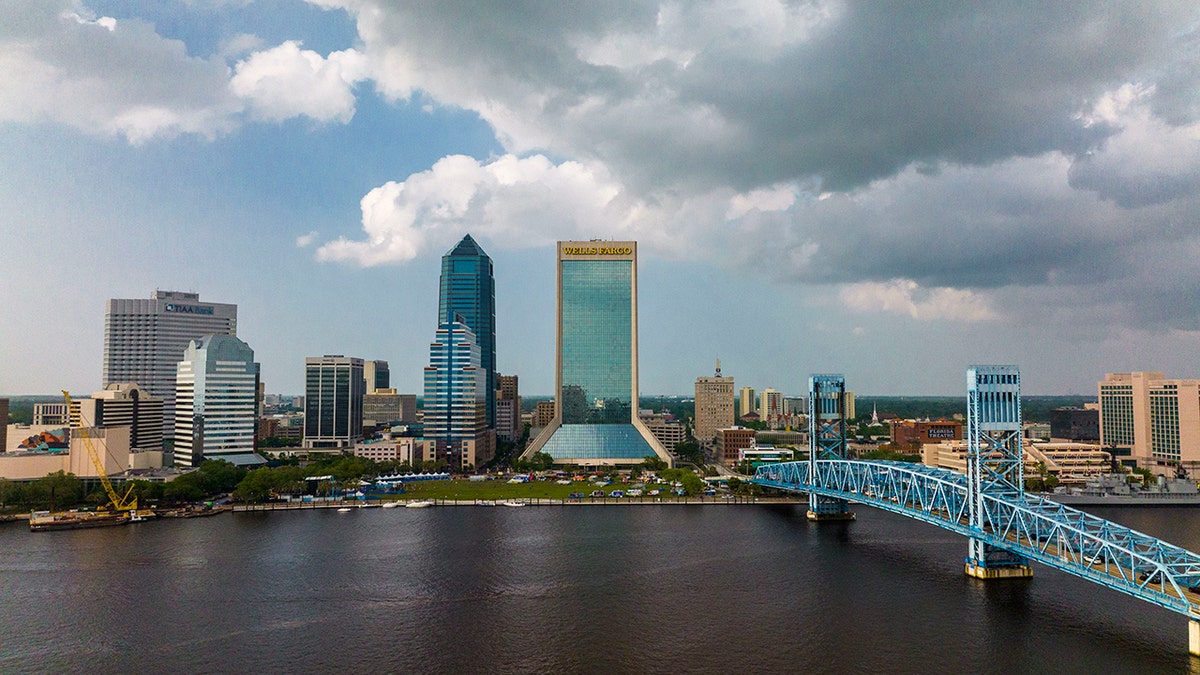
750,365,1200,652
752,459,1200,618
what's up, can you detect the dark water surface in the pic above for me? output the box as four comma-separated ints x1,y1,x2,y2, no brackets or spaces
2,504,1198,674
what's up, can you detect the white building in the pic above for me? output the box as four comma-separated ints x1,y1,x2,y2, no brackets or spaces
104,291,237,436
174,335,260,467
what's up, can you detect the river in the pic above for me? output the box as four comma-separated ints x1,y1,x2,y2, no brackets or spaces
1,504,1197,674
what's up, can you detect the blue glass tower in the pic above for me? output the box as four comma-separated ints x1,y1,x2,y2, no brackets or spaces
522,241,673,467
423,313,493,470
438,235,496,429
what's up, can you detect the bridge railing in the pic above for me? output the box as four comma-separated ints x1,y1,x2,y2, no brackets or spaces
753,460,1200,617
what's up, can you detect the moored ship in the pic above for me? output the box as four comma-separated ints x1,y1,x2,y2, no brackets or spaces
29,510,129,532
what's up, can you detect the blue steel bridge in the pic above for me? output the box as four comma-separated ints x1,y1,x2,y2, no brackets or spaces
748,367,1200,655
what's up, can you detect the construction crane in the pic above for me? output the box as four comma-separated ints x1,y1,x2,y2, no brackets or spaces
62,390,137,512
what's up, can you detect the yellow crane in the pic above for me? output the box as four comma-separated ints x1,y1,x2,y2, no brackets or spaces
62,390,137,512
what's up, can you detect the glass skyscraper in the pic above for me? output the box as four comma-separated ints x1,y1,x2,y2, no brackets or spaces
438,235,496,429
423,313,494,470
523,241,673,467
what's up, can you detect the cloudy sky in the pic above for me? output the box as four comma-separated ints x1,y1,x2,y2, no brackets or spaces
2,1,1198,398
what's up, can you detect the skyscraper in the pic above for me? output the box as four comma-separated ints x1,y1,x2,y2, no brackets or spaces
104,291,237,435
304,356,365,448
522,241,672,467
694,361,734,444
423,314,494,470
363,360,390,392
174,336,259,467
438,235,496,429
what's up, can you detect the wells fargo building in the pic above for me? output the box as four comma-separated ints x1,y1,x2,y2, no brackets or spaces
522,241,673,467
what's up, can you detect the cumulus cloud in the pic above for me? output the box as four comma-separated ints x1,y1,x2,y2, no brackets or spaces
295,231,319,247
315,154,631,266
839,280,996,322
230,41,369,123
0,1,240,142
0,2,373,140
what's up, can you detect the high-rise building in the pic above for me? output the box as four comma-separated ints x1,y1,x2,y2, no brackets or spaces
423,314,494,470
522,241,672,467
438,235,496,429
760,388,783,428
694,361,734,444
1100,372,1200,472
1050,407,1100,442
104,291,237,436
364,360,390,393
739,387,757,418
71,383,164,451
304,355,365,448
496,374,522,442
174,336,259,467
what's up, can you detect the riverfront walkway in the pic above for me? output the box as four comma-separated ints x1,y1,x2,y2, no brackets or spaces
232,496,803,511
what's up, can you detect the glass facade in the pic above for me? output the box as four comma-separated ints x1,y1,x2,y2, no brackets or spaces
526,242,668,465
560,260,633,425
438,235,496,429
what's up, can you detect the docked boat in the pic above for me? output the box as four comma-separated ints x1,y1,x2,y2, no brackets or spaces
501,500,526,507
336,507,353,513
405,500,435,508
476,500,497,507
381,502,400,509
29,511,129,532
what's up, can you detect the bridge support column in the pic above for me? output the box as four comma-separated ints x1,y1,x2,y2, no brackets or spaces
807,495,855,521
965,540,1032,579
1190,619,1200,658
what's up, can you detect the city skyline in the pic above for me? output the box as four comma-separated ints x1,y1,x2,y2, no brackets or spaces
2,3,1199,398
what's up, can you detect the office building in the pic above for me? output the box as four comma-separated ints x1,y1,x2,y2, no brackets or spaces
739,387,757,418
760,388,784,428
533,400,556,428
717,426,757,466
362,389,417,427
694,361,735,444
364,360,390,393
33,403,70,426
438,234,496,429
1050,407,1100,442
496,374,522,442
304,355,365,449
522,241,672,467
104,290,237,436
71,383,164,451
173,336,260,467
640,410,687,450
1098,372,1200,471
423,314,494,470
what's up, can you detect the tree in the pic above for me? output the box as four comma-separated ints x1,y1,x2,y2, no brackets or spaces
642,455,668,472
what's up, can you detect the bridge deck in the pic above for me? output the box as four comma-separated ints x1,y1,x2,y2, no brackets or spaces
751,460,1200,618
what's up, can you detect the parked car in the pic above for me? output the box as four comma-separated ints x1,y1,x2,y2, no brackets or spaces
611,490,625,498
590,490,606,498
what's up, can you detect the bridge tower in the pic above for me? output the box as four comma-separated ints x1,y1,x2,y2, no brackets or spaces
965,365,1032,579
807,374,855,521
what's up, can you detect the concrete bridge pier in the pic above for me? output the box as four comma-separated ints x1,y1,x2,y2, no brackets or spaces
807,494,855,521
965,539,1032,580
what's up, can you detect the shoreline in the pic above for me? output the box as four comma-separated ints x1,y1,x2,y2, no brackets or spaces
233,496,806,511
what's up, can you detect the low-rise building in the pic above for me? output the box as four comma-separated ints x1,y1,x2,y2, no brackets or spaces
640,410,686,450
716,426,757,466
890,419,963,448
33,403,70,426
354,437,420,464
